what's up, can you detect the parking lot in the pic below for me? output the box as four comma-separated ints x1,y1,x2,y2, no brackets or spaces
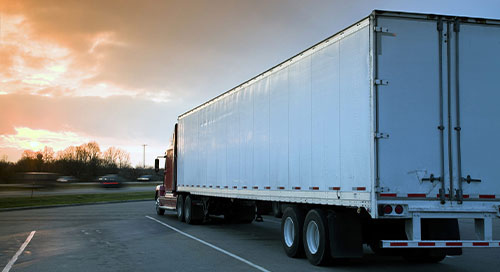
1,201,499,272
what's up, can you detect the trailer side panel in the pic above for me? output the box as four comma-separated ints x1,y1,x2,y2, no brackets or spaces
177,19,373,209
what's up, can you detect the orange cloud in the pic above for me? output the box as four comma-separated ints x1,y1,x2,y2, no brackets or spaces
0,13,150,99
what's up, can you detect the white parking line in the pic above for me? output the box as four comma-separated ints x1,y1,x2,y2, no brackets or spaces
146,216,271,272
2,231,36,272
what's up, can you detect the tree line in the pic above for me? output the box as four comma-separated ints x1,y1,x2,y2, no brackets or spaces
0,141,160,183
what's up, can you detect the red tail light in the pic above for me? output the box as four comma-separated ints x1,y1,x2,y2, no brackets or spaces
395,205,404,214
383,205,393,214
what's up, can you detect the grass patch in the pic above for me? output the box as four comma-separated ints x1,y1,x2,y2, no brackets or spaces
0,191,153,209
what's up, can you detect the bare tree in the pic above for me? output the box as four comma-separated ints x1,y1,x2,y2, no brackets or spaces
85,141,101,162
102,146,131,168
116,149,131,168
21,150,38,160
102,147,119,167
41,146,55,163
57,146,77,161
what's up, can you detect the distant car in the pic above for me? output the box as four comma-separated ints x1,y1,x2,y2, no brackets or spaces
16,172,58,188
56,176,78,183
137,175,153,181
99,174,123,188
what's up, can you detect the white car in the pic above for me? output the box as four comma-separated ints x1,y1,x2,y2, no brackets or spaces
56,176,77,183
137,175,152,181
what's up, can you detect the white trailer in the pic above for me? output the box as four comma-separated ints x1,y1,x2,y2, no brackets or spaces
155,10,500,265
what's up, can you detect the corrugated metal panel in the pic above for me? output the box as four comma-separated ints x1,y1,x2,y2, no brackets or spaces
339,24,372,191
177,18,373,206
289,55,312,190
311,41,340,191
269,68,289,190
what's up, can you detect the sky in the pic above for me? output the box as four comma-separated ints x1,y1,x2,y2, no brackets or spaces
1,0,499,167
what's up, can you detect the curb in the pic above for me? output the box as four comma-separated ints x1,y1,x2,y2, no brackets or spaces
0,199,153,212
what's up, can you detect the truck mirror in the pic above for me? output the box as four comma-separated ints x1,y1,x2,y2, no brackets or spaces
154,158,159,173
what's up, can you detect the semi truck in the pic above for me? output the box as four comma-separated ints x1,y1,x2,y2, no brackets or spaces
154,10,500,265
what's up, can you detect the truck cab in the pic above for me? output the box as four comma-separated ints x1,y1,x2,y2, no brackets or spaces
154,124,178,215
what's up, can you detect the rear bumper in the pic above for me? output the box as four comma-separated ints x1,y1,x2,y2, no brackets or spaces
376,200,500,249
381,240,500,248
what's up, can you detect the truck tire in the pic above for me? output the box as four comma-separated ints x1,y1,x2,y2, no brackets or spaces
184,195,202,224
303,209,331,266
281,206,305,258
176,194,185,222
272,202,283,218
155,197,165,215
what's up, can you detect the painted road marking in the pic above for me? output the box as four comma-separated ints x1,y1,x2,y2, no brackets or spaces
2,231,36,272
146,216,271,272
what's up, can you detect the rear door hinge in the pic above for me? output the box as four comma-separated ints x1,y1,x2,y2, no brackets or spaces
375,132,390,139
374,26,389,33
375,79,389,85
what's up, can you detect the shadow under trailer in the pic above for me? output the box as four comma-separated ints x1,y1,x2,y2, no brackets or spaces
154,10,500,266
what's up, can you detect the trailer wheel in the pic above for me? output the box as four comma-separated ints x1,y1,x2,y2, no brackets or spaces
303,209,331,266
155,197,165,215
184,195,202,224
281,206,305,258
176,194,185,222
184,195,194,224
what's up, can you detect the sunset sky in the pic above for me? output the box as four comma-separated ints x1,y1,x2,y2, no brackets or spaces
1,0,499,167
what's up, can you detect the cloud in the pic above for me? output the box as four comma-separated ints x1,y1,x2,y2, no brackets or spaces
0,127,87,151
0,93,183,164
1,0,343,102
0,93,182,138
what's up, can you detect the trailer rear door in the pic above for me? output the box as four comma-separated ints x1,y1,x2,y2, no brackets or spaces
376,14,500,202
375,15,446,200
453,21,500,201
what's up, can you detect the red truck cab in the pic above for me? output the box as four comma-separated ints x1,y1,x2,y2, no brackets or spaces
154,124,178,215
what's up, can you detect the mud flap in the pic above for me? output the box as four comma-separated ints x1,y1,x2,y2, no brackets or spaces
327,210,363,258
422,219,462,256
191,198,205,221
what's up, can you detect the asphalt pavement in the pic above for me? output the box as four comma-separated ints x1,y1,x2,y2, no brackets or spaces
0,201,499,272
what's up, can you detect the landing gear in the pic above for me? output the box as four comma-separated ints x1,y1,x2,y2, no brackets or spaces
224,202,256,223
272,202,283,218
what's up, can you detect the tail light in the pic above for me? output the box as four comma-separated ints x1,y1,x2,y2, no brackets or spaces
383,205,393,214
395,205,404,214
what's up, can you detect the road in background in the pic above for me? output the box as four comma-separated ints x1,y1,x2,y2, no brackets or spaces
0,201,499,272
0,183,159,197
